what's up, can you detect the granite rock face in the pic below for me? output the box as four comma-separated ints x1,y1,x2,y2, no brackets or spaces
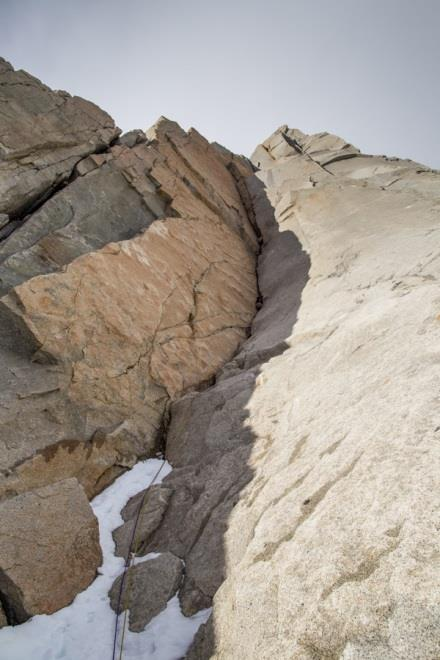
0,478,101,624
115,127,440,658
182,128,440,658
0,208,256,500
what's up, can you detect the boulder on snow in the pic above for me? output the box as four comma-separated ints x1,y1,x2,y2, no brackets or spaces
109,552,183,632
0,478,101,624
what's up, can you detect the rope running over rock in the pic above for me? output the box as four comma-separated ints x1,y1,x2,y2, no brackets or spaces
111,458,167,660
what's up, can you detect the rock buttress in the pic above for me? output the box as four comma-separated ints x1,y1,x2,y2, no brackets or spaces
0,61,259,623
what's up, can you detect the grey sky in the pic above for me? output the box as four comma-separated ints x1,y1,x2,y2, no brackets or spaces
2,0,439,167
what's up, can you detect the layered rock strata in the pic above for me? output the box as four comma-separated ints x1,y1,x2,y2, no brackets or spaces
0,58,119,224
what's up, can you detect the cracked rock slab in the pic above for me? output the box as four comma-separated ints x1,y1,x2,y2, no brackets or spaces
0,115,257,505
0,116,257,296
0,214,256,451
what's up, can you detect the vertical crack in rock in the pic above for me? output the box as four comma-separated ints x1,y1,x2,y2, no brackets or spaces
110,150,312,646
110,124,440,660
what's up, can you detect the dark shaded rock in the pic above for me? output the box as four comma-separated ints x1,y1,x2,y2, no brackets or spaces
186,617,215,660
113,485,173,558
109,552,183,632
144,370,257,615
0,602,7,628
0,164,158,294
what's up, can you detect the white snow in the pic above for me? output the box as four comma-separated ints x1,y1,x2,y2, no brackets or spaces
0,458,211,660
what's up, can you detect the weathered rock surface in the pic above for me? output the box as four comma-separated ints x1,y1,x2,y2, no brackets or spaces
0,478,101,624
0,211,256,501
113,484,173,558
0,116,256,295
109,552,182,632
0,58,119,221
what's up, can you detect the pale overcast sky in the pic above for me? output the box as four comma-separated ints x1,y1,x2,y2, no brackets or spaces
2,0,439,167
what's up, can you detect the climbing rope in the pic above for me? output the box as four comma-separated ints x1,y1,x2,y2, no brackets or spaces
111,457,167,660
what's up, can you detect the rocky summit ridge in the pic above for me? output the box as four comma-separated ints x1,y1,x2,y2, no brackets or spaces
0,57,439,659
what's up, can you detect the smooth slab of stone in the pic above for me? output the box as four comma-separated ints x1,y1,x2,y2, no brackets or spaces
0,478,101,623
109,552,182,632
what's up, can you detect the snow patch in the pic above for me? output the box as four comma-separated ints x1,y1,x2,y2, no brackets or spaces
0,459,211,660
132,552,162,566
